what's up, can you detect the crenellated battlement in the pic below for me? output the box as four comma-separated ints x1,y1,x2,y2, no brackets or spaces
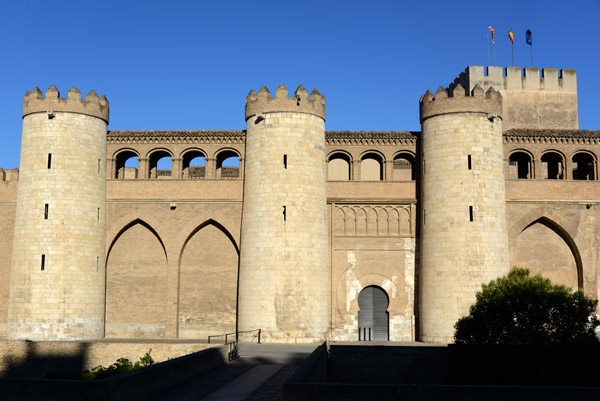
245,84,326,121
419,84,502,123
23,86,109,123
0,168,19,182
450,66,577,93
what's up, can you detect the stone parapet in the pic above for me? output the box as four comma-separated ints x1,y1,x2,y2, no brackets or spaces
451,65,577,93
0,168,19,182
245,84,325,121
23,86,109,123
419,84,502,123
448,66,578,130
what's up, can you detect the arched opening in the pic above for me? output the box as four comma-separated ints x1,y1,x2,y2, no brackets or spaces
357,285,389,341
216,150,240,179
328,153,351,180
541,151,564,180
361,153,383,181
572,152,596,180
513,217,582,290
508,151,533,179
148,150,173,179
178,220,239,338
393,153,415,181
182,150,206,179
105,220,168,338
115,150,139,179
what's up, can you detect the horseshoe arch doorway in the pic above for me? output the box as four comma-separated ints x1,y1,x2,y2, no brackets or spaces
357,285,389,341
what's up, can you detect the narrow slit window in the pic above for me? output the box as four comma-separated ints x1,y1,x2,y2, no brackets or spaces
97,159,101,174
468,155,472,170
423,209,426,225
41,254,45,271
469,206,474,222
423,160,426,175
48,153,52,169
97,208,100,222
283,154,287,169
283,205,287,221
44,204,49,219
96,256,99,272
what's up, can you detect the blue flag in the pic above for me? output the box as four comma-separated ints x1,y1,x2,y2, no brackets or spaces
526,30,532,46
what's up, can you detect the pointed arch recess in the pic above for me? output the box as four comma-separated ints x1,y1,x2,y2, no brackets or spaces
106,219,168,264
517,217,583,290
105,219,169,338
176,219,240,339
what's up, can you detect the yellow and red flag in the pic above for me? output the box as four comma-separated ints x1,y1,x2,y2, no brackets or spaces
508,29,514,44
489,26,495,43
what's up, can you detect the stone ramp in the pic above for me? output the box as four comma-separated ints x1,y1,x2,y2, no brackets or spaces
202,364,283,401
147,343,317,401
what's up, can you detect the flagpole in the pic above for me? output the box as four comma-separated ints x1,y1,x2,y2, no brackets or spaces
487,34,490,67
493,42,496,66
526,30,533,67
512,42,514,66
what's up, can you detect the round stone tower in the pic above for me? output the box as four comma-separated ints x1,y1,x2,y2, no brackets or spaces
8,86,109,340
419,84,510,343
238,84,329,343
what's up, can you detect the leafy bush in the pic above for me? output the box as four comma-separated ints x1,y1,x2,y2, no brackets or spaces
454,268,599,345
453,269,600,386
83,349,154,380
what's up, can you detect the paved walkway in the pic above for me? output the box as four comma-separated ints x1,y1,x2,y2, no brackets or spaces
202,364,283,401
147,343,317,401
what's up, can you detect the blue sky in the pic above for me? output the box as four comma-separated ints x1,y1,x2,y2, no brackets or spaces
1,0,599,169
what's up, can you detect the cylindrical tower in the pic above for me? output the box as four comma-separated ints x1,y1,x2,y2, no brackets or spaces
419,84,510,343
8,86,109,340
238,84,329,343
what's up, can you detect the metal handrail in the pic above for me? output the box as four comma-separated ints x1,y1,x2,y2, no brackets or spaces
208,328,261,344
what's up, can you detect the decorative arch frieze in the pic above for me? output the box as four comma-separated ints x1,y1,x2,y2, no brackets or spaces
334,204,412,237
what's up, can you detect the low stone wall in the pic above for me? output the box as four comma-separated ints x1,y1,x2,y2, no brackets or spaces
0,340,214,378
284,382,600,401
0,344,229,401
283,343,600,401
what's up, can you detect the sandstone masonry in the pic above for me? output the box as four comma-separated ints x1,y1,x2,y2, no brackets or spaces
0,65,597,345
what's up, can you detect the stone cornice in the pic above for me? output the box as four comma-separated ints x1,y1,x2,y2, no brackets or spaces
325,131,419,146
503,129,600,145
106,129,600,147
107,130,245,144
107,130,421,147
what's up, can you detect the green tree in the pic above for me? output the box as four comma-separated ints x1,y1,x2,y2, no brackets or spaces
454,268,599,345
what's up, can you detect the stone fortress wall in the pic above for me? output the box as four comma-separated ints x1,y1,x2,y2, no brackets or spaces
8,87,108,340
238,85,329,343
0,66,598,343
419,84,510,343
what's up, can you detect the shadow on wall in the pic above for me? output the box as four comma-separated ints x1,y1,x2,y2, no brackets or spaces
1,341,89,379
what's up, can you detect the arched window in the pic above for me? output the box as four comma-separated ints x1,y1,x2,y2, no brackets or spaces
114,150,139,179
361,153,383,181
148,150,173,179
182,150,206,179
328,153,351,180
508,151,533,179
541,151,565,180
358,285,389,341
393,153,415,181
572,152,596,180
216,150,240,179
